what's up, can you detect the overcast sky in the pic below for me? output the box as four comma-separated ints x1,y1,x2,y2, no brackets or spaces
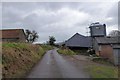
2,2,118,43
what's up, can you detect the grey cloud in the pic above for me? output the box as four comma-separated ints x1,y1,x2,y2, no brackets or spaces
2,2,118,43
107,3,118,18
118,1,120,30
105,3,118,27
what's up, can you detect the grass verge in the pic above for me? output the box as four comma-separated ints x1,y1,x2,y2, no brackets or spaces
92,57,113,66
2,42,53,78
85,64,118,78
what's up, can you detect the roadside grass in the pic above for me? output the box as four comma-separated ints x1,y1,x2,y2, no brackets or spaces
2,42,27,49
85,64,118,78
85,55,118,78
72,50,89,55
92,57,113,66
40,44,54,51
57,48,76,55
2,42,53,78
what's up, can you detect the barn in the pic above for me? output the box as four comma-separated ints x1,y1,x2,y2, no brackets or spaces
65,33,92,50
0,29,26,42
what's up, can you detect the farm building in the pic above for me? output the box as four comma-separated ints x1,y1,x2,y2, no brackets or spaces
88,22,120,65
94,36,120,65
0,29,26,42
65,33,92,50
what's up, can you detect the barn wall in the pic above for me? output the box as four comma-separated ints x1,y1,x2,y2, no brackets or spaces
68,47,88,50
18,30,26,42
93,38,99,55
2,38,19,42
68,46,88,54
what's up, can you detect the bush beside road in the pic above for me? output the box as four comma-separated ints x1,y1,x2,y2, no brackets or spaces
57,48,76,55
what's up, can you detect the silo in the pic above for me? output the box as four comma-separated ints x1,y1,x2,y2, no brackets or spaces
89,22,106,49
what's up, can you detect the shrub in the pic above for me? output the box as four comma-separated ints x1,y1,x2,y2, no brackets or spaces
58,48,76,55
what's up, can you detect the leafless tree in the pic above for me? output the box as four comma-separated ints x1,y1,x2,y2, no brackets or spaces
108,30,120,37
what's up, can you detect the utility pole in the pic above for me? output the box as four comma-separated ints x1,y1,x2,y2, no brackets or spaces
86,27,90,36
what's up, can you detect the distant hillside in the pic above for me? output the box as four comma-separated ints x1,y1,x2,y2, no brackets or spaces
2,43,53,78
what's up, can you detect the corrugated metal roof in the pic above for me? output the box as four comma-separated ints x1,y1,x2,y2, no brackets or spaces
95,37,119,44
65,33,92,47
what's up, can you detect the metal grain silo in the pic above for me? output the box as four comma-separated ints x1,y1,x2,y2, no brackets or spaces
89,22,106,37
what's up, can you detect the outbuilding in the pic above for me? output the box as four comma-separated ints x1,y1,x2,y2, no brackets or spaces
94,36,120,65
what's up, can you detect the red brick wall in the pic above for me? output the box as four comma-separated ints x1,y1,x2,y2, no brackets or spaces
99,45,114,62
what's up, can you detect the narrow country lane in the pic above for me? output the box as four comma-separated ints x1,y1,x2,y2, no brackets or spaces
27,49,90,78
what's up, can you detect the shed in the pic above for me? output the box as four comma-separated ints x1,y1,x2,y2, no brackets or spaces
94,36,120,65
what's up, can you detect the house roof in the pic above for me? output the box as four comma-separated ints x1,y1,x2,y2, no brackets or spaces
0,29,25,39
95,36,119,44
65,33,92,47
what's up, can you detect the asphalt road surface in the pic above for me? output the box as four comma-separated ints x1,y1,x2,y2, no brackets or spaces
27,49,90,78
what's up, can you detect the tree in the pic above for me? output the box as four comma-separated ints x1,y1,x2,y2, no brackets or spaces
32,30,39,42
48,36,56,45
108,30,120,37
25,29,39,43
25,29,31,42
